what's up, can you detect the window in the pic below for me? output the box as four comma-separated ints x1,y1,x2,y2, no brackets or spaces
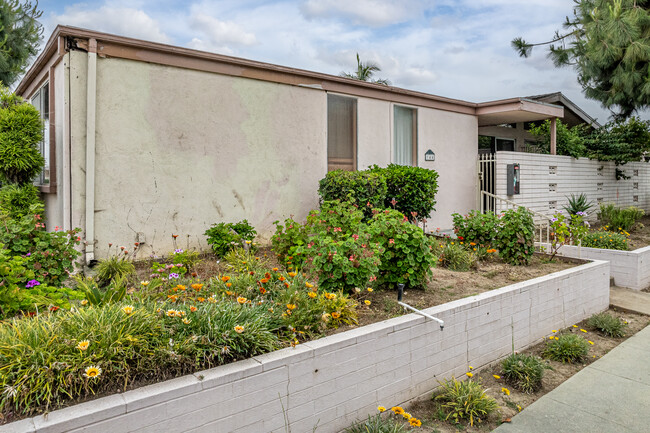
31,82,50,185
327,94,357,171
393,105,416,166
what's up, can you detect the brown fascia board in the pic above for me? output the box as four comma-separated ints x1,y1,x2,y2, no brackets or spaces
17,25,480,115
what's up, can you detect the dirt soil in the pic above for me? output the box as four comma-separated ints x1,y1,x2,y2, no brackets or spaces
592,215,650,251
393,309,649,433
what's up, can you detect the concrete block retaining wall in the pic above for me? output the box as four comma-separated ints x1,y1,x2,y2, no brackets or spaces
4,260,609,433
540,244,650,291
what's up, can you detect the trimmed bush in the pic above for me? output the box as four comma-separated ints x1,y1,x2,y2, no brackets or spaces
452,210,499,247
542,333,590,363
318,170,387,219
496,207,535,266
0,184,41,219
587,312,627,337
434,378,499,426
371,164,439,222
581,231,628,250
501,353,548,393
0,87,44,185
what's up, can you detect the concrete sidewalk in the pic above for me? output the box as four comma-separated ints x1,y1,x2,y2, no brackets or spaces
493,324,650,433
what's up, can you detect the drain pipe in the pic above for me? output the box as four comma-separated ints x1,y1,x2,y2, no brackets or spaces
84,38,97,264
397,284,444,330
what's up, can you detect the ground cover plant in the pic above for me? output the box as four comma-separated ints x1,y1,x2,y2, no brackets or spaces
501,353,548,393
433,377,499,426
597,203,644,232
542,333,590,363
587,312,628,337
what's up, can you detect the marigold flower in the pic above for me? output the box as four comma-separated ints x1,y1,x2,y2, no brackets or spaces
197,297,205,302
83,365,102,379
191,283,203,291
588,340,594,345
469,366,473,370
307,292,317,299
286,304,297,310
279,276,286,282
190,306,197,312
377,406,386,412
573,325,578,328
226,282,232,287
77,340,90,351
331,312,341,319
176,285,186,291
168,295,178,302
409,418,422,427
272,267,279,272
260,278,269,284
237,297,247,304
122,305,134,315
305,282,314,288
234,326,244,333
466,372,473,377
221,276,231,282
493,374,501,379
580,329,587,333
402,412,412,420
259,287,267,294
364,300,371,305
284,282,290,288
367,287,373,292
391,406,405,415
288,272,297,277
552,330,557,333
502,387,510,396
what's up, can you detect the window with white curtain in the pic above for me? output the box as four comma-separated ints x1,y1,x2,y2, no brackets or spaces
393,105,416,166
327,94,357,171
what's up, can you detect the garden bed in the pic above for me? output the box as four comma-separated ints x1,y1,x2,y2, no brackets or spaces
592,215,650,251
1,258,610,433
395,308,649,433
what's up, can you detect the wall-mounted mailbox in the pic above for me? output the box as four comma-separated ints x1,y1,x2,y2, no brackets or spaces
507,163,520,195
424,150,435,161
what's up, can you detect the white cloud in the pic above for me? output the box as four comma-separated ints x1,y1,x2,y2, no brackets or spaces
51,6,170,44
187,14,256,54
300,0,421,27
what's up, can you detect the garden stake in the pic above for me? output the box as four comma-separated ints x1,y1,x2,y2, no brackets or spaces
397,284,444,330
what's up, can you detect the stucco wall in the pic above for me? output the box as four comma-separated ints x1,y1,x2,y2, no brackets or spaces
4,259,609,433
70,56,327,258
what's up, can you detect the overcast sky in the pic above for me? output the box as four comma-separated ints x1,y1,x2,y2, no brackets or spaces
36,0,648,123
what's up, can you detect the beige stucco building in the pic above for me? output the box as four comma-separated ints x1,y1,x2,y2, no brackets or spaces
18,26,564,262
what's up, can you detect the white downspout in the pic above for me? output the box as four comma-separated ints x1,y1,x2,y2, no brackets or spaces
84,38,97,264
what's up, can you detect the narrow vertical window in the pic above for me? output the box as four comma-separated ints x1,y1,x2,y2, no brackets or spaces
327,94,357,171
393,105,416,166
31,82,50,185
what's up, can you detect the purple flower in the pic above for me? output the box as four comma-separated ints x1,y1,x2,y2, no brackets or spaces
551,217,558,223
169,273,179,279
174,249,183,254
26,279,40,289
576,211,587,217
26,253,31,257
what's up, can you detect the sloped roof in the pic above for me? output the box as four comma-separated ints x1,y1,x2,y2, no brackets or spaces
527,92,600,128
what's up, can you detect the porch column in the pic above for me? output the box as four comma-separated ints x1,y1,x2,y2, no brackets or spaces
550,117,557,155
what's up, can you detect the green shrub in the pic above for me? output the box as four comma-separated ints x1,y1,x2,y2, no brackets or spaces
501,353,548,393
271,215,306,264
169,248,201,270
598,203,645,232
95,250,135,287
370,164,439,222
0,184,42,218
318,170,387,219
434,378,499,426
0,203,81,287
452,210,499,247
587,312,628,337
542,333,590,363
204,219,257,257
367,209,435,288
344,414,410,433
438,242,475,272
581,231,628,250
563,193,594,216
0,89,44,185
496,207,535,265
74,275,127,306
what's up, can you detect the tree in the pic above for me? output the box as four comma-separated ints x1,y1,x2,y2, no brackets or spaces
0,85,44,184
584,117,650,165
340,53,391,85
527,119,589,158
0,0,43,87
512,0,650,119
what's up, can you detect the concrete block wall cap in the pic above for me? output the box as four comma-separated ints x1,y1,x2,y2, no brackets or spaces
123,373,202,413
0,418,35,433
193,357,263,390
252,343,314,371
32,393,126,433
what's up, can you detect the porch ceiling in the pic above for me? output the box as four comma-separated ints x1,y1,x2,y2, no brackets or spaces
476,99,564,127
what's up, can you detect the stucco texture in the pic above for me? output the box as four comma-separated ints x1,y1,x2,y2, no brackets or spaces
79,57,326,258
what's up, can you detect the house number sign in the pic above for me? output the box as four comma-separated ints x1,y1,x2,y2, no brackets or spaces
424,150,435,161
